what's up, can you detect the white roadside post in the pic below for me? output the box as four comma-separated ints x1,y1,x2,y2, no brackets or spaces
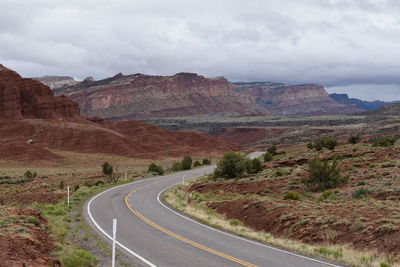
182,176,185,185
125,172,127,181
67,186,70,206
112,219,117,267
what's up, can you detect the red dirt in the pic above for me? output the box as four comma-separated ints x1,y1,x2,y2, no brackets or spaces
0,207,60,267
216,127,268,145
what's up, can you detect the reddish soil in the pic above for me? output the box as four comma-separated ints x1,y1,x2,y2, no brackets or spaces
0,207,59,267
216,127,268,145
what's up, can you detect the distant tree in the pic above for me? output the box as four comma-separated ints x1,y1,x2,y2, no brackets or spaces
24,170,37,181
101,162,113,176
202,158,211,165
248,158,263,174
148,163,164,175
263,152,273,162
172,161,182,171
214,152,249,179
325,138,338,151
348,135,361,144
181,156,193,170
302,157,348,192
306,143,314,150
313,137,338,151
193,160,202,168
267,145,278,156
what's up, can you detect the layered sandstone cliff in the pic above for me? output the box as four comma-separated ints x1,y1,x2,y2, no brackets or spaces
50,72,268,120
0,65,240,161
0,65,80,120
234,82,360,116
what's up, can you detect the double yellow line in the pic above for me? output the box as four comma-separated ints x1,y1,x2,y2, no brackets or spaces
124,180,258,267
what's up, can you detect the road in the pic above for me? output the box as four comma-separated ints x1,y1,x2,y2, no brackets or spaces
84,152,342,267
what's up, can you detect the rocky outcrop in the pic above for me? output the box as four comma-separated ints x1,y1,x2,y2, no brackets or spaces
33,76,79,89
0,65,81,120
329,93,399,111
234,82,360,116
53,72,268,120
367,103,400,116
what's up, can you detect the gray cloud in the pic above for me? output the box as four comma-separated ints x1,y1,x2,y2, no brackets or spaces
1,0,400,100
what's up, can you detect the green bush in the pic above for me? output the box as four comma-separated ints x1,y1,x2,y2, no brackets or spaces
283,191,300,200
193,160,202,168
101,162,113,175
59,180,65,190
74,184,80,191
202,158,211,165
302,158,348,191
306,143,314,149
58,247,98,267
380,262,391,267
248,158,263,174
172,161,182,171
24,170,37,181
26,216,40,227
214,152,249,179
181,156,193,170
313,137,338,151
263,152,273,162
267,146,278,155
95,180,104,186
148,163,164,175
352,188,370,199
348,135,361,144
372,136,396,147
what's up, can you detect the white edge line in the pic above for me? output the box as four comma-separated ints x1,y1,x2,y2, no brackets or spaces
87,179,157,267
155,156,343,267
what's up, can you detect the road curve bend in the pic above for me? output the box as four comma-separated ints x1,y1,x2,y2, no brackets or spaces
84,152,343,267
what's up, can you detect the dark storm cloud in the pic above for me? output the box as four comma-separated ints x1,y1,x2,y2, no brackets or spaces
0,0,399,100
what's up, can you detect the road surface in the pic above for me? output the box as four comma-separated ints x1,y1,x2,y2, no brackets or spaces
84,152,342,267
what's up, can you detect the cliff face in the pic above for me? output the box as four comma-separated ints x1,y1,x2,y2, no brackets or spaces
0,65,81,120
234,82,360,116
52,73,268,120
368,103,400,116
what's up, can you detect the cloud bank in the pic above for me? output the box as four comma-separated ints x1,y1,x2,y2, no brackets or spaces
1,0,399,100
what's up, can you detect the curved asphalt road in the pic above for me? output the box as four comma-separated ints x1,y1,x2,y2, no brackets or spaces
84,152,343,267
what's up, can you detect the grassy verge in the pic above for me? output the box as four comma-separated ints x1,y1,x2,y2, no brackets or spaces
163,179,398,267
30,179,140,267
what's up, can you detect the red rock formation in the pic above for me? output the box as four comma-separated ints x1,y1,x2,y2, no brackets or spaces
0,65,80,120
0,65,241,161
48,72,268,120
234,82,361,116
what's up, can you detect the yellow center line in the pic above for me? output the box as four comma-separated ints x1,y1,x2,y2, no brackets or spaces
124,179,259,267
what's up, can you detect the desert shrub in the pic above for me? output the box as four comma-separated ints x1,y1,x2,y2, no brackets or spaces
372,136,396,147
193,160,202,168
313,137,338,151
283,191,300,200
306,143,314,149
202,158,211,165
172,161,182,171
381,161,396,168
214,152,249,179
148,163,164,175
348,135,361,144
95,180,104,186
59,180,65,190
0,175,10,180
302,158,348,191
24,170,37,181
263,152,273,162
101,162,113,176
58,247,98,267
380,262,391,267
74,184,80,191
352,188,370,199
313,246,342,259
248,158,263,174
26,216,40,226
319,190,333,201
267,145,278,156
181,156,193,170
275,170,284,176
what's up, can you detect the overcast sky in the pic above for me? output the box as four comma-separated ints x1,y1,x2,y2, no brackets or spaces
1,0,399,101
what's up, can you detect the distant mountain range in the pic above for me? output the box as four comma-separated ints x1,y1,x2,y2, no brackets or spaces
33,74,396,121
329,93,400,111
